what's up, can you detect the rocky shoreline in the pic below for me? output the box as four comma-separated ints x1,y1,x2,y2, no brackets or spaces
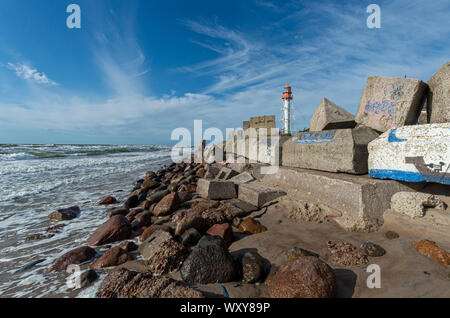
36,157,450,298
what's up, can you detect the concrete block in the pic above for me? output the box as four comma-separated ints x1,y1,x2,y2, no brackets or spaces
194,140,205,164
355,76,428,132
368,123,450,185
197,179,237,200
428,62,450,123
310,98,356,131
391,192,447,219
216,167,239,180
230,172,255,184
203,143,224,164
238,184,286,207
262,167,411,232
281,126,380,174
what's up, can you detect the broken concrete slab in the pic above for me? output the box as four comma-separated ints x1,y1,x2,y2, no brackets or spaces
281,126,380,174
368,123,450,185
230,172,255,184
428,62,450,124
355,76,428,132
216,167,239,180
238,184,286,208
262,167,411,232
197,179,237,200
310,98,356,131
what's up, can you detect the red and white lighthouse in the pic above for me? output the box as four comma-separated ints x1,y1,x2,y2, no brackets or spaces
281,84,293,134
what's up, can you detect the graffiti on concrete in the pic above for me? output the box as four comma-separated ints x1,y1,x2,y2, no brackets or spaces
387,128,407,143
405,156,450,184
296,130,337,144
364,100,397,116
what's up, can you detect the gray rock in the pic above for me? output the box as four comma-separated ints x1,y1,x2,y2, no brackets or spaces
361,242,386,257
80,269,99,288
181,228,202,247
197,179,237,200
241,251,265,283
310,98,356,131
355,76,428,132
124,195,139,209
428,62,450,123
181,235,235,284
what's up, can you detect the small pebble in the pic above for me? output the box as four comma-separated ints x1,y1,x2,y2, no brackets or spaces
385,231,400,240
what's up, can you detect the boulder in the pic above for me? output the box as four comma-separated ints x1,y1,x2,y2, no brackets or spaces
391,192,447,218
87,215,132,246
107,207,129,218
181,228,202,247
96,268,204,298
97,196,117,205
48,206,80,221
80,269,99,288
174,213,206,236
310,98,356,131
139,231,187,275
124,195,140,209
282,126,380,174
206,223,233,246
368,123,450,185
241,251,266,283
180,235,235,284
197,179,237,200
141,179,159,190
266,257,336,298
238,217,267,234
152,192,181,216
238,184,286,207
119,241,139,252
140,225,172,242
49,246,96,271
428,62,450,123
413,240,450,265
355,76,428,132
91,247,133,269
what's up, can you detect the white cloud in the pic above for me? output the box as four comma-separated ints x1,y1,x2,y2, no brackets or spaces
7,63,58,86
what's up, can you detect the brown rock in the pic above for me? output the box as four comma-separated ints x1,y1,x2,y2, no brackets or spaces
108,207,130,218
96,268,204,298
87,215,132,246
119,241,139,252
140,225,173,242
145,171,157,179
175,213,206,236
25,233,55,242
48,206,80,221
91,247,133,269
238,217,268,234
46,224,66,233
201,208,227,228
414,240,450,266
49,246,96,271
206,223,233,246
142,179,159,190
125,208,143,222
266,257,336,298
135,211,152,227
153,193,181,216
97,196,117,205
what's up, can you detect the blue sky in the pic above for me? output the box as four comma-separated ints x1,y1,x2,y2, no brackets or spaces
0,0,448,145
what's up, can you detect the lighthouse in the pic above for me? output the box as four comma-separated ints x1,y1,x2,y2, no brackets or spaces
281,84,293,134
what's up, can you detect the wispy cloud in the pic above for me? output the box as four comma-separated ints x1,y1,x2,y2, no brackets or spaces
7,63,58,86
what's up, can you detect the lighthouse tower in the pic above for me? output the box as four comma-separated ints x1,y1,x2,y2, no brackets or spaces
281,84,293,134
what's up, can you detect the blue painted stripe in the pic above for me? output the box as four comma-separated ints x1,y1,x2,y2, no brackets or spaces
370,169,450,185
388,128,407,143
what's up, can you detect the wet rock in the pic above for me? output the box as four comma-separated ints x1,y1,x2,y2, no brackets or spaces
327,241,369,266
181,228,202,247
385,231,400,240
97,196,117,205
87,215,132,246
145,171,157,180
181,235,235,284
46,224,67,233
153,192,181,217
167,183,178,192
361,242,386,257
147,190,170,205
139,231,187,275
238,217,268,234
285,247,319,262
96,268,204,298
124,195,140,210
241,251,265,283
266,257,336,298
25,233,55,242
124,208,143,222
206,223,233,246
142,179,159,190
91,247,133,269
119,241,139,252
414,240,450,265
48,206,80,221
80,269,99,288
140,225,172,242
107,207,129,218
49,246,97,271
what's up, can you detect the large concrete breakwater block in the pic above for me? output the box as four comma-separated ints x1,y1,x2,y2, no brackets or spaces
262,167,410,232
197,179,237,200
238,183,286,208
281,126,380,174
368,123,450,185
310,98,356,131
355,76,428,132
428,61,450,124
